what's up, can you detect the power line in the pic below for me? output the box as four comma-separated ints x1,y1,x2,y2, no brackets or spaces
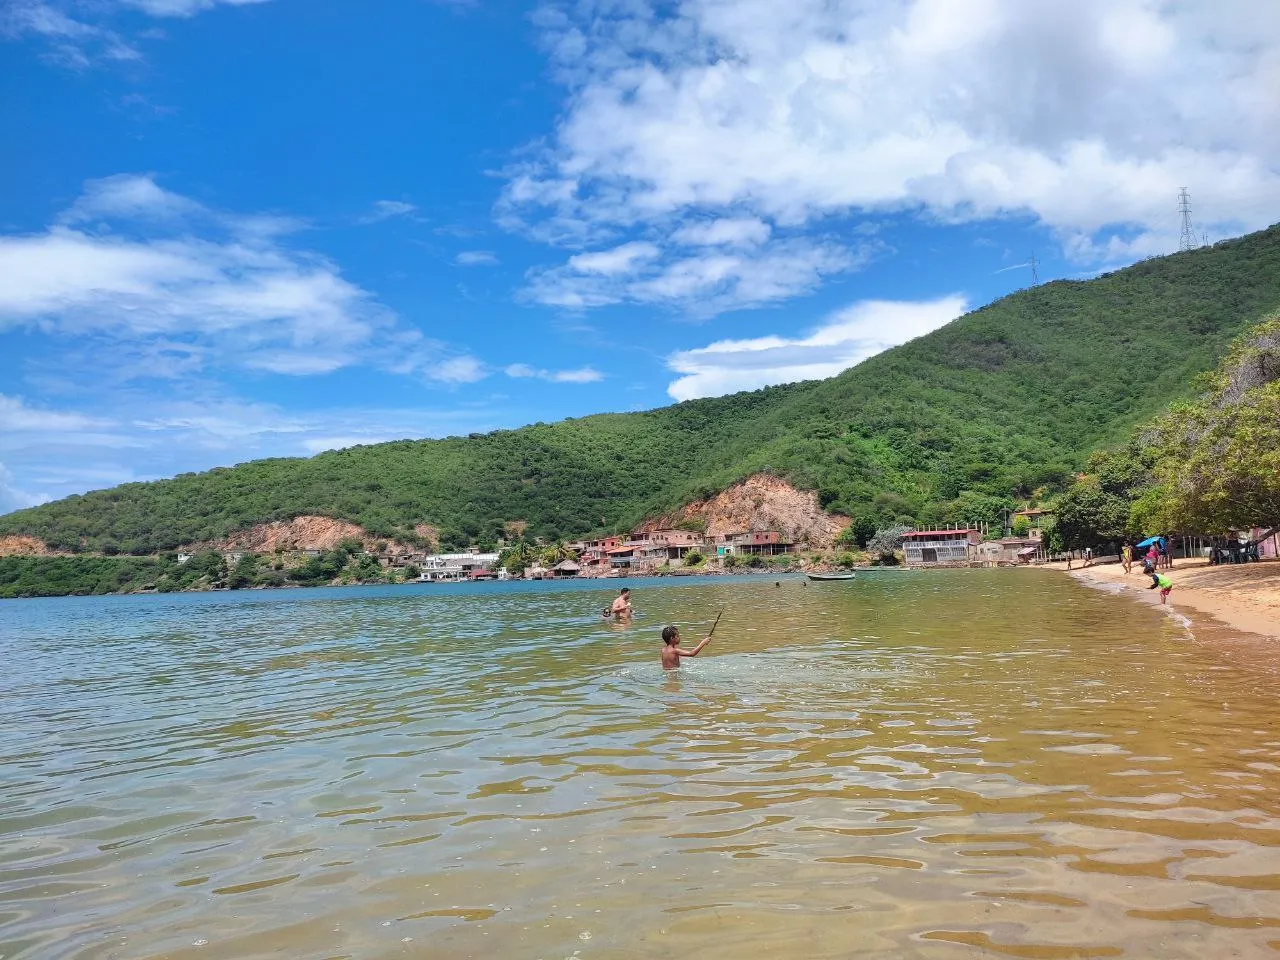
1178,187,1196,252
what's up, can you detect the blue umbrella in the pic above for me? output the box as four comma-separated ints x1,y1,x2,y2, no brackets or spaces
1135,536,1165,549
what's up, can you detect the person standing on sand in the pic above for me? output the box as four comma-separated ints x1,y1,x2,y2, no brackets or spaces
1122,543,1133,574
610,587,633,620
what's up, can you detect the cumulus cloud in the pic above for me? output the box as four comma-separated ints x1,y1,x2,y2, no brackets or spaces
666,295,968,400
504,363,603,383
0,174,478,384
508,0,1280,260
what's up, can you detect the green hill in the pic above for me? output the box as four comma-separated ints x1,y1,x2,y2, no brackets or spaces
4,225,1280,555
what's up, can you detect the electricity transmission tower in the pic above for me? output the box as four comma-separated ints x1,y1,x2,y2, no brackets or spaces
1178,188,1196,252
1028,252,1039,286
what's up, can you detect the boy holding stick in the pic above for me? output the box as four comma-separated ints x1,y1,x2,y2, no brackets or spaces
661,611,721,669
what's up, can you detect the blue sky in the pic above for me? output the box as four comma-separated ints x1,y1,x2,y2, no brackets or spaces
2,0,1278,513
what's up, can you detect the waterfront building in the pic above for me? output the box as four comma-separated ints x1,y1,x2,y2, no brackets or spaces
902,529,981,568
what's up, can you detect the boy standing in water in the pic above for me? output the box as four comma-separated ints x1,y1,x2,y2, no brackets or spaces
661,625,713,669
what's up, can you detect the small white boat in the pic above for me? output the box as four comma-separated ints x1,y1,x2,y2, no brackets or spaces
807,571,857,581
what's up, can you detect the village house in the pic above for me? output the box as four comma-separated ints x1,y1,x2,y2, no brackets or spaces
1012,508,1054,540
976,537,1045,565
637,529,705,567
577,536,621,572
714,531,794,557
902,529,981,568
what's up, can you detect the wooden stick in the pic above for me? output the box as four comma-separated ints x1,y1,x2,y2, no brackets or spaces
708,610,724,636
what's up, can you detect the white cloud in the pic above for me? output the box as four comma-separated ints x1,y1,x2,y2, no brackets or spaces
666,295,968,400
0,461,49,514
456,250,499,266
360,200,418,224
673,217,771,248
504,363,603,383
0,394,112,433
61,173,203,224
3,1,140,66
429,356,488,383
509,0,1280,260
525,237,865,314
121,0,271,17
5,0,269,67
0,175,474,384
567,241,660,275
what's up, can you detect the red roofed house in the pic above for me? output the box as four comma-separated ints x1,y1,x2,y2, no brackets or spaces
902,529,981,568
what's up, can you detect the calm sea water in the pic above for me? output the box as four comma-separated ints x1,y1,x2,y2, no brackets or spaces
3,571,1279,959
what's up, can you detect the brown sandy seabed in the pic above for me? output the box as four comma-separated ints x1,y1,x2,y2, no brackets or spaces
1053,556,1280,642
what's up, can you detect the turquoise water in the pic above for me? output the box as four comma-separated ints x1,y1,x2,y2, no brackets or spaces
3,571,1280,959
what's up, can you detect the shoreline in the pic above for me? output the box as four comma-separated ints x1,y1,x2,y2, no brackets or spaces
1051,557,1280,640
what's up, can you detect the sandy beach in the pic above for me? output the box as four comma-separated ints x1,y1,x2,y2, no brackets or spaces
1056,556,1280,640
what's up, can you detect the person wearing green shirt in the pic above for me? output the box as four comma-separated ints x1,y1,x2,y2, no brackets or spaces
1148,571,1173,604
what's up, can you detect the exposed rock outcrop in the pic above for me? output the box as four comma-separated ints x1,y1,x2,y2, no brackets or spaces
0,535,56,557
182,515,415,555
641,474,849,548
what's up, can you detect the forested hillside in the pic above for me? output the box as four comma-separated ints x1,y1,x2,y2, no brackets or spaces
4,225,1280,555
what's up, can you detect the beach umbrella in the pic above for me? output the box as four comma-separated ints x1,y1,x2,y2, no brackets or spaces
1135,536,1165,549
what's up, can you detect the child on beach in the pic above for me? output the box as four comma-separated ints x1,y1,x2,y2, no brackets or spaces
661,625,713,669
1148,571,1173,604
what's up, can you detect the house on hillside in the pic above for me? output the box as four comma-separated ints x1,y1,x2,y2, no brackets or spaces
715,531,794,557
639,529,705,566
578,536,621,573
902,529,981,568
606,544,637,570
1012,508,1053,540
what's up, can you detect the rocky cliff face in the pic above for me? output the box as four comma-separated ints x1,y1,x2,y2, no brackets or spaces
0,535,56,556
206,516,402,554
641,474,849,548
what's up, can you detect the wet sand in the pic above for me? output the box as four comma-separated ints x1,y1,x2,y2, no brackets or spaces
1057,557,1280,639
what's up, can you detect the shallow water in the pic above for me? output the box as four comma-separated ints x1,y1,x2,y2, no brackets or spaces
3,570,1280,959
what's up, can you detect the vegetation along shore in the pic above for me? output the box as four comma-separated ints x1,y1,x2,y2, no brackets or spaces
1,226,1278,600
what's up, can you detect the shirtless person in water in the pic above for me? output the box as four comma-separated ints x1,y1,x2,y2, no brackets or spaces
661,625,713,669
610,587,633,620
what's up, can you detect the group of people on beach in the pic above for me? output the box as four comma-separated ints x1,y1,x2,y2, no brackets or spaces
1120,541,1174,603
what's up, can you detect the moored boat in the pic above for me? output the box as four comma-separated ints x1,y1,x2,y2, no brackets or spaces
807,571,857,581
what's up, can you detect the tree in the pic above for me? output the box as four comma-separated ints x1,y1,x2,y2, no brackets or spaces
1145,315,1280,534
867,524,912,560
1054,477,1130,548
683,549,705,567
1011,515,1031,537
227,553,258,590
837,514,877,549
